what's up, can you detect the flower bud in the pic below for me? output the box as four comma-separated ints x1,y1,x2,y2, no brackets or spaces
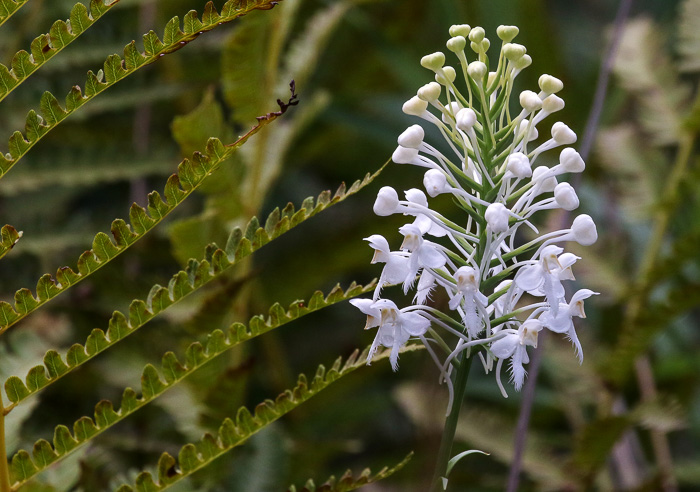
373,186,399,216
467,61,487,83
542,94,565,113
538,74,564,94
402,96,429,116
497,25,519,42
424,169,448,197
554,182,579,210
436,66,456,85
417,81,442,102
485,203,510,233
392,145,419,164
405,188,429,206
551,122,577,144
572,214,598,245
513,54,532,70
469,26,485,43
503,43,526,61
518,119,538,141
442,101,463,124
420,52,446,72
560,148,585,173
487,71,498,88
519,90,542,112
449,24,471,37
505,152,532,178
456,108,477,131
480,38,491,51
446,36,466,53
532,166,557,192
397,125,425,149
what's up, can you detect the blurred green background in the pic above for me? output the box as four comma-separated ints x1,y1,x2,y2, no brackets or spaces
1,0,700,490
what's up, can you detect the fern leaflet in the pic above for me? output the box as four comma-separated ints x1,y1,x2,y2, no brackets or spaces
287,453,414,491
2,166,383,408
0,0,28,26
0,0,122,104
0,108,284,334
8,282,375,487
0,224,21,260
0,0,283,181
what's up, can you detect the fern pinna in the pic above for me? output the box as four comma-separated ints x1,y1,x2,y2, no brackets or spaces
0,0,408,490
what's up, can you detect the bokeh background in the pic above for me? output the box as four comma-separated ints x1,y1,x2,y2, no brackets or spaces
1,0,699,490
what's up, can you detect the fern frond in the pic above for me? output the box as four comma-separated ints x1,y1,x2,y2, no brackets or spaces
2,168,383,407
0,0,28,26
113,346,420,492
0,224,21,260
0,119,278,333
0,0,122,104
9,332,403,488
287,453,414,492
0,0,283,181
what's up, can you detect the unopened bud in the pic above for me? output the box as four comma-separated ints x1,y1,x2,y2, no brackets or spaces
572,214,598,245
496,25,519,42
485,203,510,233
538,74,564,94
417,82,442,102
402,96,429,116
442,101,463,124
469,26,485,43
373,186,399,216
405,188,429,206
449,24,471,37
554,182,579,210
424,169,448,197
551,122,577,144
542,94,565,113
397,125,425,149
532,166,557,192
421,52,446,72
560,148,585,173
513,54,532,70
505,152,532,178
392,146,419,164
436,66,456,85
467,61,487,83
519,90,542,112
447,36,467,53
456,108,477,131
503,43,526,61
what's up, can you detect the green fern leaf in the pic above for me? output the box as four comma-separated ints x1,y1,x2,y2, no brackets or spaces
113,346,419,492
0,0,28,26
0,0,284,181
0,224,21,260
0,117,278,333
0,0,122,104
8,282,377,486
287,453,414,491
1,164,379,403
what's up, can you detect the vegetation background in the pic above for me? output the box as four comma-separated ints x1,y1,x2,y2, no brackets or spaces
1,0,699,490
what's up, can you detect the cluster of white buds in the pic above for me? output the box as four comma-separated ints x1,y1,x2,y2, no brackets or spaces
352,24,598,400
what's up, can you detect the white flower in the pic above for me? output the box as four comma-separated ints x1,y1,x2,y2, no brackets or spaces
364,235,410,299
491,320,542,392
399,224,447,290
515,245,578,315
351,298,430,370
540,289,598,362
373,186,400,216
448,266,488,337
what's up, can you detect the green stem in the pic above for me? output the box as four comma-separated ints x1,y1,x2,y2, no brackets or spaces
430,354,473,492
0,394,11,492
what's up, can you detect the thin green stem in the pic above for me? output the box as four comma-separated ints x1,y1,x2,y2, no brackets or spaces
0,393,11,492
430,355,473,492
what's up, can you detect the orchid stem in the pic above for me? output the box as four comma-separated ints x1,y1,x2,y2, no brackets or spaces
430,354,473,492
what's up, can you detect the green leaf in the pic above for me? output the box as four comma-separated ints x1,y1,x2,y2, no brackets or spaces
287,453,414,492
0,119,278,334
0,0,29,27
3,169,382,407
0,0,285,180
0,224,22,260
8,282,378,486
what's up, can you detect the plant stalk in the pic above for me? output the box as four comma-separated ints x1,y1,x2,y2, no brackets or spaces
430,354,473,492
0,393,11,492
